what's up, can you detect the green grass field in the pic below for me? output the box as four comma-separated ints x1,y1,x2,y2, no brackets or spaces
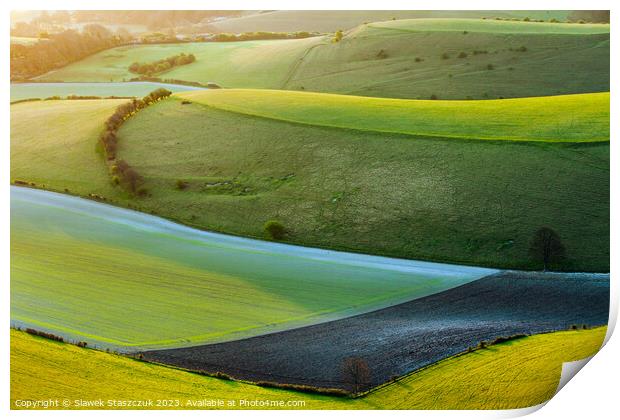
10,98,609,271
35,18,609,100
10,327,606,409
10,82,202,102
177,89,609,142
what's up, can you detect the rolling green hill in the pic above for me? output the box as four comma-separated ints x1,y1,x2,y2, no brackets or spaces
177,90,609,142
10,327,606,409
284,18,609,99
35,18,609,100
10,97,609,271
201,10,573,33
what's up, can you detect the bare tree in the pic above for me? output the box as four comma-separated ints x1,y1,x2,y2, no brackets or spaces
341,357,371,394
529,227,566,271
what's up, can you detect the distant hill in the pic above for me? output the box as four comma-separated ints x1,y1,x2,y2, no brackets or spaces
40,18,609,100
201,10,572,33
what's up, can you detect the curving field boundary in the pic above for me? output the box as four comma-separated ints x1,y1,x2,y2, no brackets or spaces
143,271,609,391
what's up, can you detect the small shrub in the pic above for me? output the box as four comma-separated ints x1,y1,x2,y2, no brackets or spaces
414,57,423,62
176,179,189,190
489,334,528,345
376,49,388,59
333,30,343,43
486,64,495,70
441,52,450,60
430,94,438,100
463,30,468,34
524,17,530,22
458,51,468,58
264,220,286,240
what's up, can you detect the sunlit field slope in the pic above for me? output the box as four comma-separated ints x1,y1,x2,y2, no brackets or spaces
10,82,202,101
12,187,487,350
200,11,572,33
370,18,609,34
36,37,323,88
10,99,127,198
112,97,609,271
11,327,606,409
10,36,41,46
37,18,609,99
177,90,609,142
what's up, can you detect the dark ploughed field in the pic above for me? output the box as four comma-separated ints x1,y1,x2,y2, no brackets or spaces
143,271,609,391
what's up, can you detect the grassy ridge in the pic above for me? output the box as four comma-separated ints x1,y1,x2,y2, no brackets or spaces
369,18,610,34
177,90,610,142
202,11,573,33
10,327,606,409
35,18,609,100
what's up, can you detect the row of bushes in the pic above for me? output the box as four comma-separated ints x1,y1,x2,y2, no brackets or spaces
210,31,316,42
17,327,87,348
24,328,64,343
127,75,215,88
128,53,196,76
100,88,172,195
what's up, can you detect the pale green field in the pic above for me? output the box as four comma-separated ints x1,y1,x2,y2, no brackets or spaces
10,327,606,409
36,37,324,87
10,36,42,45
12,184,482,350
10,82,202,101
177,90,610,142
368,18,610,34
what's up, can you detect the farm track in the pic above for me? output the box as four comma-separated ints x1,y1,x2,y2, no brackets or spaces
143,271,609,391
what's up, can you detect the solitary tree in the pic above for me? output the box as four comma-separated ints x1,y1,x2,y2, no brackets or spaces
264,220,285,240
529,227,566,271
341,357,371,394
